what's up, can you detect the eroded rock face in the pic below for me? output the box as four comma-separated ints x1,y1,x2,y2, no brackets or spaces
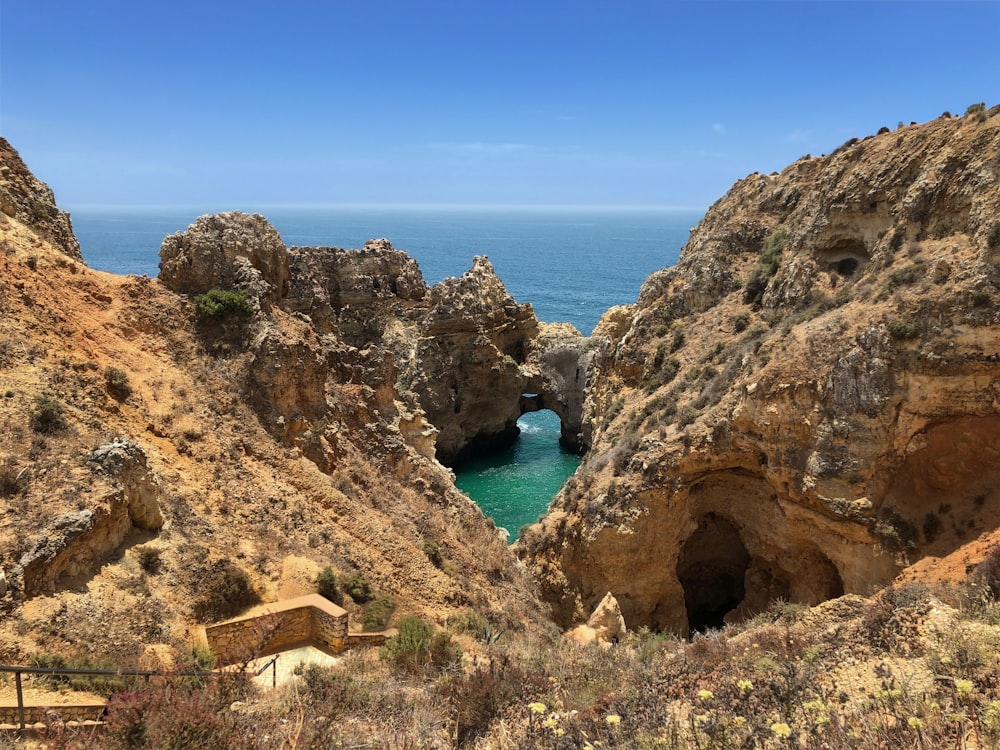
524,323,606,451
0,137,82,261
519,109,1000,634
14,440,163,599
158,211,290,308
284,238,430,342
409,257,539,465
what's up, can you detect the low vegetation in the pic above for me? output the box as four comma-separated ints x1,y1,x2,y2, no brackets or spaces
193,288,254,319
29,552,1000,748
29,394,67,434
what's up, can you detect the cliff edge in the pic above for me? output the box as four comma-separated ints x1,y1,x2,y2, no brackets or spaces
519,105,1000,634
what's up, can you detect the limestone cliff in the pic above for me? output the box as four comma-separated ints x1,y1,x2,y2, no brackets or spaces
0,137,81,261
519,106,1000,634
0,143,553,666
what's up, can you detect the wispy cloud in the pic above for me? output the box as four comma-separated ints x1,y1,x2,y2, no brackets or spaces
426,142,532,154
711,123,726,135
784,129,814,144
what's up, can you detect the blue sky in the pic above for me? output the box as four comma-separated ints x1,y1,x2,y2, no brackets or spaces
2,1,998,210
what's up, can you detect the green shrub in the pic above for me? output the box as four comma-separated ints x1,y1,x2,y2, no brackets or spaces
971,290,991,307
316,566,339,602
448,609,490,638
888,321,919,340
30,394,67,434
362,595,397,631
731,312,750,332
194,288,254,319
191,560,259,622
30,653,126,694
137,546,162,574
922,512,942,543
380,617,461,673
344,571,373,603
0,465,28,498
744,229,788,306
421,540,443,568
104,366,132,399
191,643,217,670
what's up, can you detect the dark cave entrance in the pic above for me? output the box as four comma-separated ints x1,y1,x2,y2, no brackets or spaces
677,513,750,633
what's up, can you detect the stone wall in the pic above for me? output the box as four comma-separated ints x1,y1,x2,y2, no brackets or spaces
204,594,350,666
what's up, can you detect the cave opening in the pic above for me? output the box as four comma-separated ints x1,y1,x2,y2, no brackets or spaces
836,257,859,277
677,513,750,633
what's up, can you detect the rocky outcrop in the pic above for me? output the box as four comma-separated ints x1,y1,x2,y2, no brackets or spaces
0,137,82,261
284,238,430,342
520,108,1000,634
14,440,163,599
158,211,290,309
565,591,627,645
409,257,539,465
0,143,555,662
273,239,549,466
524,323,607,451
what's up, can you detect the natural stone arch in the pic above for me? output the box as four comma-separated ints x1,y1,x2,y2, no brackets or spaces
524,327,604,452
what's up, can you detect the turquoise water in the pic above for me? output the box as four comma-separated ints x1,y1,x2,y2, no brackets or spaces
70,206,696,539
454,411,581,541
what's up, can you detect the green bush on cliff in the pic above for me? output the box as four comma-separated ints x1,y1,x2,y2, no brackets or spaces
344,571,374,603
30,394,67,434
316,566,340,603
194,288,254,320
380,617,461,673
744,228,788,306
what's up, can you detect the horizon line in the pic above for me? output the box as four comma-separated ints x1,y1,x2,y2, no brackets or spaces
64,201,708,214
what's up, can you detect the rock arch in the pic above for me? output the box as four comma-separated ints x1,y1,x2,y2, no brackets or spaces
524,329,604,452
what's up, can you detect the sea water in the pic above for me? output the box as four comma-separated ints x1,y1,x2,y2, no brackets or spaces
71,206,698,540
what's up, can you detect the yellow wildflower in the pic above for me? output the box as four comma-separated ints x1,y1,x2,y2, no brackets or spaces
543,717,558,730
908,716,923,730
697,689,714,701
605,714,622,726
529,702,547,715
737,679,753,693
771,722,792,738
956,679,974,698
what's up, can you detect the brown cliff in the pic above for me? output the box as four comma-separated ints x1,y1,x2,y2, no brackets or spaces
0,144,552,666
0,137,81,261
519,106,1000,634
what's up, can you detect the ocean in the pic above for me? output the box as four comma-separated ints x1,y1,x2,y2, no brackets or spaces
71,206,698,539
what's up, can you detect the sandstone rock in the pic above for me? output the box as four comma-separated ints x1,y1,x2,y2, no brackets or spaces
521,111,1000,634
0,137,82,260
525,323,604,451
585,591,627,642
284,238,430,342
410,256,539,465
89,438,163,530
158,211,290,309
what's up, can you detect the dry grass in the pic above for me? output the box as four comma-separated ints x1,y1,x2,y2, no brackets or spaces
24,568,1000,749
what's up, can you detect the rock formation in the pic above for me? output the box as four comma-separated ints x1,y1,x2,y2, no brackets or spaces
408,256,539,465
519,107,1000,635
159,211,290,309
0,136,81,261
0,141,552,665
